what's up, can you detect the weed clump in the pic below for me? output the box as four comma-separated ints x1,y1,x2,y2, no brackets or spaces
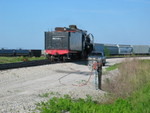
35,95,132,113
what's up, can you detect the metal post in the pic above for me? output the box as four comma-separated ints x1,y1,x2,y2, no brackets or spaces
97,66,102,89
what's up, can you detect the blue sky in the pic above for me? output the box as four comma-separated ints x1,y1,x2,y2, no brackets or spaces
0,0,150,49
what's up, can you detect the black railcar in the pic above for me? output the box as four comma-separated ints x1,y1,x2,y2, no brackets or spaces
45,25,93,61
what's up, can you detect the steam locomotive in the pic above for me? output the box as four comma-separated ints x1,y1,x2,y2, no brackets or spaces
45,25,94,61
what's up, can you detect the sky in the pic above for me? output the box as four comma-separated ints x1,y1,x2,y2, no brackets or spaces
0,0,150,49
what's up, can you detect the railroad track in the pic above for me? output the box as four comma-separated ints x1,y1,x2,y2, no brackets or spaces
0,59,88,71
0,59,51,70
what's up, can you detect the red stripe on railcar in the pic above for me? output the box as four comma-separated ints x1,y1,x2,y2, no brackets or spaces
45,50,69,55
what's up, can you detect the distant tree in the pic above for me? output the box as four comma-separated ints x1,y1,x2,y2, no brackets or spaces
104,47,110,57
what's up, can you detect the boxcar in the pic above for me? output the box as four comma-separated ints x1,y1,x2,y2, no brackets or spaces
15,49,30,56
0,49,15,56
132,45,150,55
104,44,119,55
30,50,41,57
93,43,104,53
118,45,133,55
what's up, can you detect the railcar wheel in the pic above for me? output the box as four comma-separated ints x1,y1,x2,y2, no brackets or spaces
50,56,54,62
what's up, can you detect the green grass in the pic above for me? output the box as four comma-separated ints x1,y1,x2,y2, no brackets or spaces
140,59,150,64
0,56,46,64
105,63,119,71
35,82,150,113
128,82,150,113
35,95,132,113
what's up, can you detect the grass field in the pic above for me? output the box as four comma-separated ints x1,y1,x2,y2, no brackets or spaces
0,56,46,64
35,59,150,113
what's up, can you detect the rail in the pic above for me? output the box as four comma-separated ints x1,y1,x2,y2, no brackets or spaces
0,59,51,70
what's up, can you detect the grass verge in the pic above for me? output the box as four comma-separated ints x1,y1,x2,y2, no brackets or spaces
105,63,119,72
35,82,150,113
0,56,46,64
35,59,150,113
103,63,119,75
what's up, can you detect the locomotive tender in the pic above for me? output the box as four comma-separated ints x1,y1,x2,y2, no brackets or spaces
45,25,93,61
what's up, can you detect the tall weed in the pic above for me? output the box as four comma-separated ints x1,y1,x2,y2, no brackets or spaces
103,59,150,98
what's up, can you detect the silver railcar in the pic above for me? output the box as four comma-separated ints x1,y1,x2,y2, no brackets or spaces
132,45,150,55
118,44,133,55
104,44,119,55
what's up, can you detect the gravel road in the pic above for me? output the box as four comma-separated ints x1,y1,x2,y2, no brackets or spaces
0,57,150,113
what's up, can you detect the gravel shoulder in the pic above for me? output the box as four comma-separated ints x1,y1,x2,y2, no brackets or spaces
0,57,150,113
